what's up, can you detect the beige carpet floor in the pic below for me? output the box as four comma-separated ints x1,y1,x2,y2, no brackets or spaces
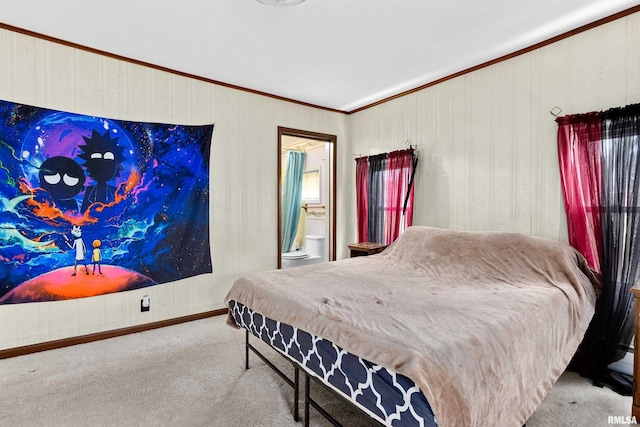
0,315,633,426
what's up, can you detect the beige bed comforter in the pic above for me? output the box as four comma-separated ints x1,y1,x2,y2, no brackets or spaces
224,226,599,427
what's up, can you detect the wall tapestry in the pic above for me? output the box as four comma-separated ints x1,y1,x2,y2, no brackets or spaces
0,100,214,304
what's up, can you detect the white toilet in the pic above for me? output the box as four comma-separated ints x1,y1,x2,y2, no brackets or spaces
281,235,326,268
305,235,326,262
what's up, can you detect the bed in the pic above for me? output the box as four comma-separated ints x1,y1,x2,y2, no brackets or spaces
225,226,600,426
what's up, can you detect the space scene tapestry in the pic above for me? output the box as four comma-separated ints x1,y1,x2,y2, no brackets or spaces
0,99,214,304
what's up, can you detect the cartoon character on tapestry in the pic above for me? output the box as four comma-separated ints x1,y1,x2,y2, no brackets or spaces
0,100,214,304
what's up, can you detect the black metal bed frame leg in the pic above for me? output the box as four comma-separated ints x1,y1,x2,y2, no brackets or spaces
243,329,387,427
244,330,388,427
239,316,386,427
304,372,343,427
305,373,310,427
245,328,300,422
294,366,300,422
245,329,249,370
303,370,385,427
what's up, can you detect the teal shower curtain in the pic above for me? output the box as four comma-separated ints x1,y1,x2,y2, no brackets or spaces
282,150,306,253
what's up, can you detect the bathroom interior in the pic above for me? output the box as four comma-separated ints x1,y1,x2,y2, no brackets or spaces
280,135,332,268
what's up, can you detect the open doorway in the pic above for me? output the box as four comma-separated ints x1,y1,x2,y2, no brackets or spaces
278,127,336,269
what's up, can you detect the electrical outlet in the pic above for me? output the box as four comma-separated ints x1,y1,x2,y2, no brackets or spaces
141,295,150,312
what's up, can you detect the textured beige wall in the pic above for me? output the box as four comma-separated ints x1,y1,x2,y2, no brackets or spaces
348,12,640,243
0,28,349,350
2,11,638,350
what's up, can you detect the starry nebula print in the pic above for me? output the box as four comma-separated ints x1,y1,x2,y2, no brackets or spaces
0,99,213,304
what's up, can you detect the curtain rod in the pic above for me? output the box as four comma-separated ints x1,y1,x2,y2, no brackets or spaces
353,140,418,159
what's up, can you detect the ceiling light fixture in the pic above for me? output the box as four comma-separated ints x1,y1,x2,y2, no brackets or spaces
256,0,305,6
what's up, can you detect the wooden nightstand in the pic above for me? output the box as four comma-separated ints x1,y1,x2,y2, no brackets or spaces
348,242,388,258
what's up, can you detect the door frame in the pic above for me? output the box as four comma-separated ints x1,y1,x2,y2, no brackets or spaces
277,126,337,269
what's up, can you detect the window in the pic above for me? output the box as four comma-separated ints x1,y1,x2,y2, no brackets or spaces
301,169,321,204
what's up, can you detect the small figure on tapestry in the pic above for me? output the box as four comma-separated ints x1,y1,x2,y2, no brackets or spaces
92,239,103,275
64,225,89,276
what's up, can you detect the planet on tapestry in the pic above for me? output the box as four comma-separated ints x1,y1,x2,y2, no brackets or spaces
0,100,214,304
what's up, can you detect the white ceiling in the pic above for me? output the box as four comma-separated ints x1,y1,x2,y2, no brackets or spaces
1,0,638,112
